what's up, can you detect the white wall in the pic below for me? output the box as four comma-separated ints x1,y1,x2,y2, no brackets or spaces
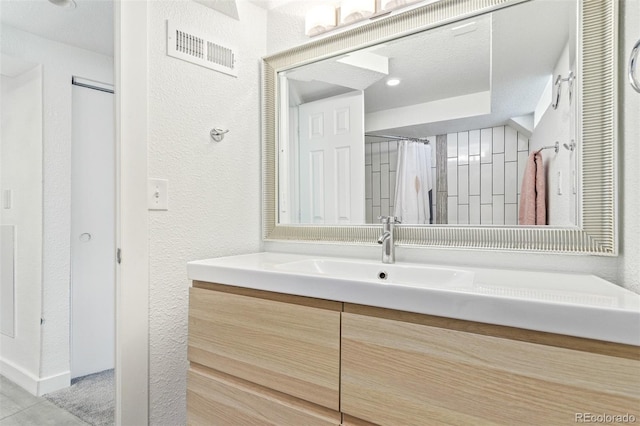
0,65,43,392
147,1,265,423
530,41,576,226
0,26,113,393
264,2,639,291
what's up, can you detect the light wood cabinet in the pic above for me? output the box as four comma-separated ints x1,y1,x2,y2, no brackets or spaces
188,282,343,425
188,282,640,426
187,365,340,426
341,304,640,426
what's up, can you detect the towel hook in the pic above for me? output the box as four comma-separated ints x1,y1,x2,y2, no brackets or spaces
210,127,229,142
551,71,575,109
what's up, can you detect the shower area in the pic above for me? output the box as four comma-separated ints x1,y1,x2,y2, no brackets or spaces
365,114,576,227
364,125,535,226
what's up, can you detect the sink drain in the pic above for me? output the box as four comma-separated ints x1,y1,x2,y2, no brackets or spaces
378,271,388,280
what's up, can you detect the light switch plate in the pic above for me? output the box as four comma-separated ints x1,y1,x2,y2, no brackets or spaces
148,178,168,211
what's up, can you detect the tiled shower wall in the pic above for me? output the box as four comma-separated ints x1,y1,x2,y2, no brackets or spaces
446,125,530,225
364,125,529,225
364,138,437,224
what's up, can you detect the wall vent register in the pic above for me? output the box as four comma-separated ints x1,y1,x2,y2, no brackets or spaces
166,21,237,77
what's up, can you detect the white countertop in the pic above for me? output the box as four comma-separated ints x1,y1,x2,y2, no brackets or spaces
187,252,640,346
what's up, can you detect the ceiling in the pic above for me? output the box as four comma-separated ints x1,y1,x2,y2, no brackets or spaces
1,0,114,57
286,0,576,137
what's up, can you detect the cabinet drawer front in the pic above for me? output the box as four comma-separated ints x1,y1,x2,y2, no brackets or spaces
341,313,640,426
188,287,340,410
187,367,340,426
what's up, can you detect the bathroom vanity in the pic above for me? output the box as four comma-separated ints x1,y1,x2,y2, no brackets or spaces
184,0,635,423
186,253,640,425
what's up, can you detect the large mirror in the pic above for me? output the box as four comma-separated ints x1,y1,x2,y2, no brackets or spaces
262,0,617,254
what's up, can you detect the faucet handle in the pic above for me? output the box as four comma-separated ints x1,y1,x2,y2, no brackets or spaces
378,215,401,224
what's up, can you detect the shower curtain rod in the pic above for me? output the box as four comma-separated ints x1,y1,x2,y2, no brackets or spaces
365,133,430,143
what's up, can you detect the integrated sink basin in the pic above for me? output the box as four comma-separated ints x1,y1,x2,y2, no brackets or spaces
274,258,474,289
187,252,640,346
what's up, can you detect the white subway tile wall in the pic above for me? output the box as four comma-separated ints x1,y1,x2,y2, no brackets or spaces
458,165,469,204
364,127,528,225
480,163,493,204
448,196,459,224
448,158,458,197
447,125,529,225
469,195,481,224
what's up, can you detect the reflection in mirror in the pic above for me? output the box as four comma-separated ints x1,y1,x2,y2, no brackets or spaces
279,0,577,227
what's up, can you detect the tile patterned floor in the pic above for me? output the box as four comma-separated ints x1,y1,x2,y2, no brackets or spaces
0,376,88,425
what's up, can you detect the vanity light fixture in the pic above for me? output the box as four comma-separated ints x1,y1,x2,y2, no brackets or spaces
305,0,426,37
381,0,419,11
48,0,77,8
340,0,376,24
305,4,337,37
386,78,401,86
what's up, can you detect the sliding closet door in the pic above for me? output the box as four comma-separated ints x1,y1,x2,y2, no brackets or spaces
70,83,115,379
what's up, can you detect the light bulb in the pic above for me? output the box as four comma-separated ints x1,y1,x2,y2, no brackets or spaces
340,0,375,24
305,4,337,36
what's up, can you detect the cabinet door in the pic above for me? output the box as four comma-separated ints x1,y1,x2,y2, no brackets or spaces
188,366,340,426
189,286,341,410
341,311,640,426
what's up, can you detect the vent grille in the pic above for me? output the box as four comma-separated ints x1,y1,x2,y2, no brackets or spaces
167,21,237,77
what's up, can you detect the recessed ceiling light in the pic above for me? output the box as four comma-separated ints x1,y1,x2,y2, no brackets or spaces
386,78,401,86
48,0,77,9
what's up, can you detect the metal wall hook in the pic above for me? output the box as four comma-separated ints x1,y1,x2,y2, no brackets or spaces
563,140,576,152
629,38,640,93
210,127,229,142
551,71,575,110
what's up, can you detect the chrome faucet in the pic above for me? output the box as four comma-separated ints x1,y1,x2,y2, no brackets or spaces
378,216,400,264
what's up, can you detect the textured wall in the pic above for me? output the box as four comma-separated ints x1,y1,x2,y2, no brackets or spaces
264,2,638,289
618,0,640,293
0,26,113,384
147,1,265,423
0,66,42,381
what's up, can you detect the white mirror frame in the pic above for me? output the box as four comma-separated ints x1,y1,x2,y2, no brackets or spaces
262,0,617,255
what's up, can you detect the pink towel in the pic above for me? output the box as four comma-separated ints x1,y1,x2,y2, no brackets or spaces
519,151,546,225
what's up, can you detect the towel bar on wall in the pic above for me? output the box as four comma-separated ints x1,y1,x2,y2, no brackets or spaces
537,141,559,154
630,38,640,93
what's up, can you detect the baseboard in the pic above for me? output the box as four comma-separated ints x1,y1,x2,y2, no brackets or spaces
0,358,70,396
0,358,39,395
38,371,71,395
